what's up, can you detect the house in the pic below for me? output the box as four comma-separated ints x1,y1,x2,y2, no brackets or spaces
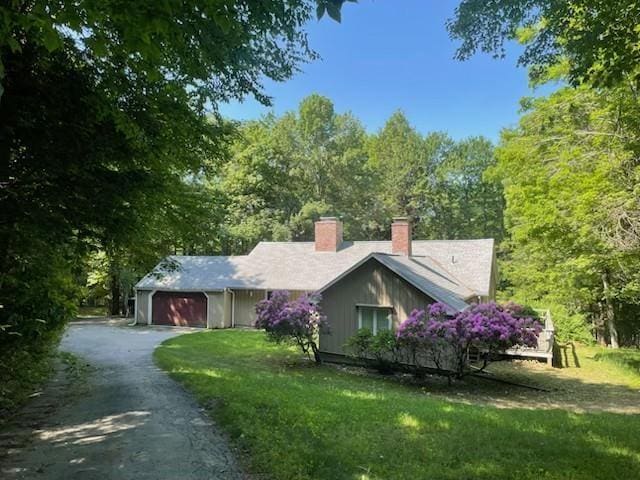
134,217,502,359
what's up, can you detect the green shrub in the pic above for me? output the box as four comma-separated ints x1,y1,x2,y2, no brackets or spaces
345,328,374,359
1,247,79,417
544,303,592,344
345,329,399,374
0,330,63,418
502,295,593,344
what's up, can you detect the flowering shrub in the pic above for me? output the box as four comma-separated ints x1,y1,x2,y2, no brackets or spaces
396,302,542,379
255,291,326,363
395,306,452,374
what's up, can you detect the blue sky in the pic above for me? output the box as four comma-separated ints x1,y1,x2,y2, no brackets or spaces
219,0,557,142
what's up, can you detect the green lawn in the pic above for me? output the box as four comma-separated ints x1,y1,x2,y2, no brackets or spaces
592,347,640,377
154,330,640,480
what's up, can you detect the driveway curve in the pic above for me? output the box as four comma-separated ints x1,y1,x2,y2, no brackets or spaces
1,320,243,480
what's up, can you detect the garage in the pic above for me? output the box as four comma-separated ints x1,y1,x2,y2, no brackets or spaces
152,291,207,327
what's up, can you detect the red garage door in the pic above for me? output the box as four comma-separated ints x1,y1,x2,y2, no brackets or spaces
152,292,207,327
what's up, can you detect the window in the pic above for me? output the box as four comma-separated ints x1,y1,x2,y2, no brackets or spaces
357,306,392,335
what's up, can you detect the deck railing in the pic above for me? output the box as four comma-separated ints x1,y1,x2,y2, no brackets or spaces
503,309,555,365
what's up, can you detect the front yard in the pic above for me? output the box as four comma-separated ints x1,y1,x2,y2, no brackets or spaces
154,330,640,480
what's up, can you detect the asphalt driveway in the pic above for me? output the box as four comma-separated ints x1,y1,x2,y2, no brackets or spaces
1,320,243,479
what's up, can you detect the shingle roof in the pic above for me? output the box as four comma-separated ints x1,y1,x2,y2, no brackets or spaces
370,254,474,312
135,239,495,311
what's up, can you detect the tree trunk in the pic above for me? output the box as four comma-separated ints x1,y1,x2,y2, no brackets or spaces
593,306,607,346
110,272,121,316
602,272,619,349
310,342,322,364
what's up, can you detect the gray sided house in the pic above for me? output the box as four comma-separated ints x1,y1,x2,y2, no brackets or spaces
135,217,516,355
134,217,510,360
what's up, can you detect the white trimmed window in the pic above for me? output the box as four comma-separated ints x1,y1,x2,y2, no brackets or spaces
357,306,392,335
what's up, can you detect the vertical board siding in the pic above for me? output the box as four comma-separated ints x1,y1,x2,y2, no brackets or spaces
319,258,434,355
206,291,225,328
232,289,309,328
233,289,265,327
223,290,232,328
136,290,150,325
287,290,308,301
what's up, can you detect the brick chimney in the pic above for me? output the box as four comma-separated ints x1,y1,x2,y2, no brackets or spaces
314,217,343,252
391,217,412,256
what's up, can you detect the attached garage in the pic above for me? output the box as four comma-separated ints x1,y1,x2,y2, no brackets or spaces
135,289,227,328
151,292,207,327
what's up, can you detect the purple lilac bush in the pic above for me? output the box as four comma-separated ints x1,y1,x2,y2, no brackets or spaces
396,302,542,378
255,291,326,363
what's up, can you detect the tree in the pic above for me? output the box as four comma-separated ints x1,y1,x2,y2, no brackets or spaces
0,1,354,104
219,94,377,250
493,86,640,346
219,101,504,251
368,112,504,241
448,0,640,88
1,0,353,307
218,115,303,253
291,95,377,240
367,111,435,223
0,1,351,409
96,177,229,315
448,1,640,346
427,136,504,240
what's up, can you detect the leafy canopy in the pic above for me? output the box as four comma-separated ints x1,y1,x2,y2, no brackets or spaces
448,0,640,88
0,0,353,104
493,85,640,345
216,97,504,254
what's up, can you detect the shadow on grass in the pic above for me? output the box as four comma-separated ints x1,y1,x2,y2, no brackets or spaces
155,331,640,480
164,367,640,480
555,341,581,368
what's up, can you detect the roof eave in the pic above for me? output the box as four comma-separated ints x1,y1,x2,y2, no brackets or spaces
319,253,469,314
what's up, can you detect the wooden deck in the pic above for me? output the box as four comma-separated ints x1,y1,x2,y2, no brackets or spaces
503,309,555,365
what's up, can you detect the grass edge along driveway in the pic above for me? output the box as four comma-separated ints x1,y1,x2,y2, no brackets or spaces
154,330,640,480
